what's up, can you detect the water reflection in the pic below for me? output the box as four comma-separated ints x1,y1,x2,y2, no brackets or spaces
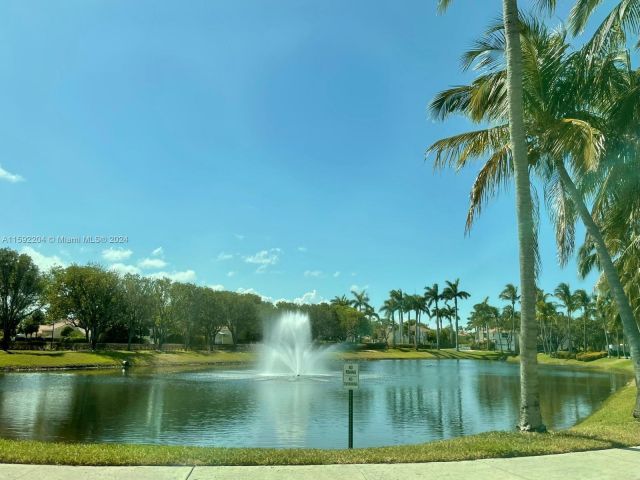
0,360,630,449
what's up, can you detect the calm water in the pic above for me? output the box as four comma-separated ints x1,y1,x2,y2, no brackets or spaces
0,360,630,448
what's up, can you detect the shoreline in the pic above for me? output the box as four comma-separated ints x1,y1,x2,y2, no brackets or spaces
0,348,632,373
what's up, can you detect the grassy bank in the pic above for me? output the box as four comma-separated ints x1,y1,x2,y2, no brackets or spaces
0,348,504,371
507,353,633,373
0,381,636,466
0,350,255,371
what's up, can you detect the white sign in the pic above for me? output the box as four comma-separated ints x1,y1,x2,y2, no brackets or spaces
343,362,359,389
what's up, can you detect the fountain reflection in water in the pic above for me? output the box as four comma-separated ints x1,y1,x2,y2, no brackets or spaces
259,311,329,376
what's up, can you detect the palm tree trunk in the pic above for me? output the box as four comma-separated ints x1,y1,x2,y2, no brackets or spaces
454,298,459,351
503,0,545,432
556,161,640,418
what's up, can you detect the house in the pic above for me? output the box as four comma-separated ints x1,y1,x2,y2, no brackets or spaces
476,328,519,352
38,319,85,339
214,326,234,345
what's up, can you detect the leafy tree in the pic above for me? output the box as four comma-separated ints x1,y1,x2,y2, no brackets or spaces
47,265,122,349
0,249,43,350
121,274,155,350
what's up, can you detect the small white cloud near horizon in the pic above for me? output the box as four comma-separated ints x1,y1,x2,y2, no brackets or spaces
333,271,341,278
297,246,307,252
138,258,167,269
147,270,196,283
244,248,281,273
350,284,369,293
0,165,24,183
217,252,234,261
293,289,323,305
304,270,323,278
102,248,133,262
236,287,273,303
227,271,237,277
208,284,225,291
151,247,164,257
19,247,65,271
109,263,141,275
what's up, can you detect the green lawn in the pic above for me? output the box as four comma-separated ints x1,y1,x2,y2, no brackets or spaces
0,348,505,371
0,381,636,466
0,349,255,370
507,353,633,373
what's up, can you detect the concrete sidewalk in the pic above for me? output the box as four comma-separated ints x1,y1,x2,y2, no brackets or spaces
0,447,638,480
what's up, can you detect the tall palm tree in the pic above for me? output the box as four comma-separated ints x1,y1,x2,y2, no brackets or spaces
554,283,578,354
499,283,521,354
424,283,443,349
573,289,591,352
435,0,544,431
442,279,470,351
390,289,405,344
379,299,397,347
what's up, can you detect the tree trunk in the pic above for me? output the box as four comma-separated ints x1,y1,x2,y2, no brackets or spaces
556,160,640,418
435,300,441,350
127,317,133,352
454,298,459,351
503,0,545,432
1,320,10,351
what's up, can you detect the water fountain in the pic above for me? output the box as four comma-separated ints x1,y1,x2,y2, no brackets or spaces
259,311,329,376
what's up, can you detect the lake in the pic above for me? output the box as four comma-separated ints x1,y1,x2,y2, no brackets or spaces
0,359,630,449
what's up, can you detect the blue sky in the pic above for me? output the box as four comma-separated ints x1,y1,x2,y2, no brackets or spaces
0,0,611,322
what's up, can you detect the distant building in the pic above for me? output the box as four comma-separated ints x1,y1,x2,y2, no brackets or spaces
215,326,234,345
476,328,519,352
38,319,85,339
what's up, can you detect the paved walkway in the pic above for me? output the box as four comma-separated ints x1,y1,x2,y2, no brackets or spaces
0,447,638,480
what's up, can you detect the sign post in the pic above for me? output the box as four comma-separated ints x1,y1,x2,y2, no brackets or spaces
343,362,359,449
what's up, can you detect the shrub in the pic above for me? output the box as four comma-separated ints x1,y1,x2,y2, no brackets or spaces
576,351,608,362
552,351,576,360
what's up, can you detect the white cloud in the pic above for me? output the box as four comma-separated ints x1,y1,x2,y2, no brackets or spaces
351,272,357,277
297,246,307,252
350,284,369,293
304,270,323,278
147,270,196,283
217,252,234,261
138,258,167,269
227,271,237,277
333,271,341,278
234,233,245,240
293,289,323,305
0,165,24,183
208,284,225,291
244,248,281,273
102,248,133,262
236,287,273,303
151,247,164,257
20,247,65,271
109,263,141,275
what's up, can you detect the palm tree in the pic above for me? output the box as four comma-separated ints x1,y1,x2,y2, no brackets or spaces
390,289,405,344
350,290,371,313
434,0,545,431
554,283,578,355
424,283,443,350
442,279,470,351
573,289,591,352
568,0,640,54
379,299,397,347
499,283,520,354
331,295,351,307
